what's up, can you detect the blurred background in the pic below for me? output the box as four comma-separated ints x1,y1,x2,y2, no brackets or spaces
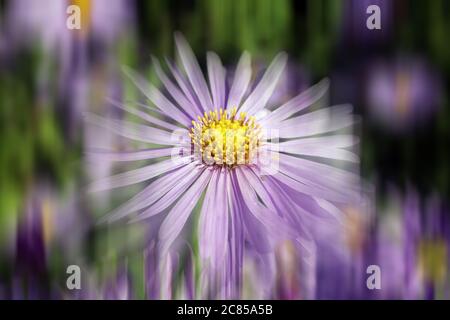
0,0,449,299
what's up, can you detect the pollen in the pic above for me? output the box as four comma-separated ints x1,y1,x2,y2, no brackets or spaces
189,107,262,166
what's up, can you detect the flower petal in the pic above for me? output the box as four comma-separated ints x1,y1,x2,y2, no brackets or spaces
152,57,199,120
276,105,356,138
122,65,191,126
174,32,213,111
158,168,213,257
277,104,353,128
101,162,197,222
88,148,174,162
226,51,252,109
239,52,287,115
164,58,203,115
85,113,181,146
260,78,329,125
234,167,297,239
88,156,190,192
272,135,360,163
107,98,182,132
207,52,226,110
278,135,358,149
131,165,206,221
199,168,229,272
274,152,360,202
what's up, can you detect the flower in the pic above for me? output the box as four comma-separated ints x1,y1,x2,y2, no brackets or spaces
103,267,133,300
2,183,62,299
5,0,133,51
315,187,450,300
365,57,443,131
5,0,134,142
89,33,361,298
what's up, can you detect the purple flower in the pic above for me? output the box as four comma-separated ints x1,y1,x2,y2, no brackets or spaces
361,188,449,299
103,267,133,300
5,0,134,142
5,0,68,52
4,184,59,299
365,57,443,131
89,33,361,298
5,0,133,50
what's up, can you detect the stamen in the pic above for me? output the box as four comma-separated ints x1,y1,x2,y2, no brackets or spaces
190,108,261,167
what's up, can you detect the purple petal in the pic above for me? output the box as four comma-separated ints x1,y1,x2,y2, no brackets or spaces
274,105,356,138
88,148,175,162
199,169,229,272
152,57,199,120
85,113,182,146
273,135,359,162
268,175,343,221
261,79,329,125
252,171,314,241
279,152,360,187
273,152,360,202
122,65,191,126
240,202,272,254
131,165,206,221
207,52,226,109
239,52,287,115
279,135,358,148
226,51,252,109
107,98,182,131
239,167,277,212
145,241,159,299
174,32,213,111
227,182,245,297
158,169,213,257
102,162,197,222
234,167,297,239
276,104,353,128
88,156,190,192
165,58,203,115
271,168,353,203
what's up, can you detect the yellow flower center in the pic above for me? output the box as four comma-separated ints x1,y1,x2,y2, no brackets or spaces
190,107,261,167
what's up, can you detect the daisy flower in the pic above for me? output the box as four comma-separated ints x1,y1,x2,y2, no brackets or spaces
88,33,361,298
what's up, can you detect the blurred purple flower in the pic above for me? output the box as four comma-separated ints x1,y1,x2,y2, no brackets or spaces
3,184,59,299
5,0,68,52
103,267,133,300
313,202,372,299
365,57,443,131
5,0,133,51
90,0,134,47
274,241,302,299
0,181,89,300
5,0,134,141
89,33,361,298
144,241,195,299
350,188,450,299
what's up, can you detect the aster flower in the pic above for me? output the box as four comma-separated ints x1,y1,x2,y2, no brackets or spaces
326,188,450,300
365,57,443,132
89,33,361,298
5,0,134,141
